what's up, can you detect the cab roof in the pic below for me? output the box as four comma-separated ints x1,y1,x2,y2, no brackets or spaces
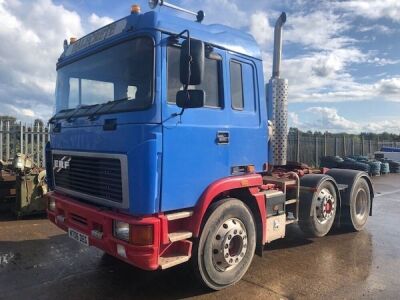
60,10,262,63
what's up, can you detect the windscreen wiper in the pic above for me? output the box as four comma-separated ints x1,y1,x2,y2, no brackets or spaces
66,105,91,122
87,97,130,121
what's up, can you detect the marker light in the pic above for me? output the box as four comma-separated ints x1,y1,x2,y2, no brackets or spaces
131,4,141,14
246,165,255,173
69,37,77,44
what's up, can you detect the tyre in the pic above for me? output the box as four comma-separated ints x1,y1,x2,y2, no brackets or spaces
299,181,337,237
343,178,371,231
193,198,256,290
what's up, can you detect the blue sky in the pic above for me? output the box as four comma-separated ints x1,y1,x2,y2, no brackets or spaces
0,0,399,133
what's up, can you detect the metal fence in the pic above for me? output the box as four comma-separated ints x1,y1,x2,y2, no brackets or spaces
1,121,399,169
288,130,400,167
0,121,50,168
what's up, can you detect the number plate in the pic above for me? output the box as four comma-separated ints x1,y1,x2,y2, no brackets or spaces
68,228,89,246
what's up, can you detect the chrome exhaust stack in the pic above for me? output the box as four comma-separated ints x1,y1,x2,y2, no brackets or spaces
268,12,288,166
272,12,286,78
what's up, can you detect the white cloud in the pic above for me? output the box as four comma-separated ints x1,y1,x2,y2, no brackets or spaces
288,76,400,103
7,104,36,118
181,0,248,28
88,13,113,30
376,77,400,97
0,0,84,122
359,24,395,34
292,106,400,134
249,11,273,47
335,0,400,22
305,106,358,131
367,57,400,66
261,8,400,105
257,9,370,105
280,48,368,102
363,120,400,133
169,0,399,113
285,10,352,50
288,111,302,127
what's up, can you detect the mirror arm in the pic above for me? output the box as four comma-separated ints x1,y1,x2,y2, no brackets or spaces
172,29,192,117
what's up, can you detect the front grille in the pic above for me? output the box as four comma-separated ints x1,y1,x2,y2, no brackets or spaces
53,152,127,207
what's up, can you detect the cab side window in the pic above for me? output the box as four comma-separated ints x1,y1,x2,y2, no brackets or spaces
230,60,256,111
167,46,222,108
230,61,244,110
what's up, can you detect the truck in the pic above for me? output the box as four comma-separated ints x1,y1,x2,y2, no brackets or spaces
375,147,400,162
46,1,374,290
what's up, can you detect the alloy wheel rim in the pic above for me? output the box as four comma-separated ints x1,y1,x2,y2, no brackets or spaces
212,218,247,272
355,188,368,220
316,188,336,224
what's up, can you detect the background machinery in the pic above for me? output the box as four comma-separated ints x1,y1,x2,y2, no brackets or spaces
0,154,47,217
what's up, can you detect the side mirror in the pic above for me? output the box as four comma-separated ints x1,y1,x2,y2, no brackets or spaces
176,90,205,109
180,39,205,85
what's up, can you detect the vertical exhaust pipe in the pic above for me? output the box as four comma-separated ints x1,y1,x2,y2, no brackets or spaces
268,12,288,166
272,12,286,78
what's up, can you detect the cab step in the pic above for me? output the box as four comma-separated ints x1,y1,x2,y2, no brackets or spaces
165,211,193,221
286,219,297,225
285,199,297,205
159,255,190,269
168,231,193,242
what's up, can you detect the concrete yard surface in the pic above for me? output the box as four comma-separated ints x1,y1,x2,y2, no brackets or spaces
0,175,399,299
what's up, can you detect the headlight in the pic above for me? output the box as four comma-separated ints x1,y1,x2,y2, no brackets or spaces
113,220,130,241
48,197,56,211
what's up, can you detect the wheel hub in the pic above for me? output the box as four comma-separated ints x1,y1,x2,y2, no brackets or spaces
355,188,368,220
316,188,336,224
212,218,247,271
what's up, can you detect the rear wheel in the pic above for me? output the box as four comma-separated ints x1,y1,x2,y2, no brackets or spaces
193,198,256,290
299,181,337,237
343,178,371,231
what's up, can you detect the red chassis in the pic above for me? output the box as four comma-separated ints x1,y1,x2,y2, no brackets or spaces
47,174,270,270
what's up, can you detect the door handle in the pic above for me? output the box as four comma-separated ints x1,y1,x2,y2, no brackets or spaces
216,131,229,145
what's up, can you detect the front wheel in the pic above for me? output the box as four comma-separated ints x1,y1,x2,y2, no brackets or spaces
193,198,256,290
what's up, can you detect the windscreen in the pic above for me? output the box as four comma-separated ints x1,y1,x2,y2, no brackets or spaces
55,37,154,113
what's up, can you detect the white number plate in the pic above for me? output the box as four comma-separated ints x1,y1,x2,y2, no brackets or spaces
68,228,89,246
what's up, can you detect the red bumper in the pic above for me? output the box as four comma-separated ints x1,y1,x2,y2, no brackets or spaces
47,192,161,270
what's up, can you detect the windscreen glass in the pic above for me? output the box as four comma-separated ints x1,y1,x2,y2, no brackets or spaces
55,37,154,113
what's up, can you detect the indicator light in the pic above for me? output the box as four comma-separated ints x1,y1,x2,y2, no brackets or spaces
131,4,141,14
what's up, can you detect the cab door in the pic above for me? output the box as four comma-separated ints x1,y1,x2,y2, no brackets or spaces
161,38,230,212
226,54,267,171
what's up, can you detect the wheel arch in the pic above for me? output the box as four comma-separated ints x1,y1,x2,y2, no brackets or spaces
299,174,342,224
191,174,266,255
227,188,265,256
326,168,374,216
